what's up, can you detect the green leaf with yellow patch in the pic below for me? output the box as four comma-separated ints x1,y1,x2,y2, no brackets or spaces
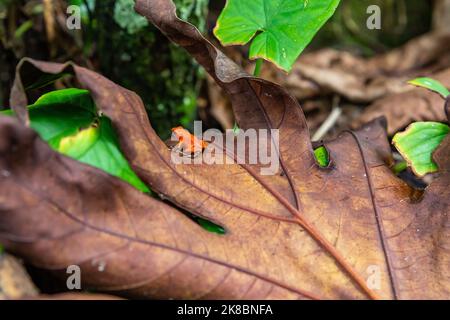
1,89,149,193
392,122,450,177
58,117,150,193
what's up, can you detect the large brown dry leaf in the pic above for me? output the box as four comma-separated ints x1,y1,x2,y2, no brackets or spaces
0,0,449,300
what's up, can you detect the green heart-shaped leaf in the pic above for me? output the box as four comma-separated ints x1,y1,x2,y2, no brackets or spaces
214,0,341,72
393,122,450,177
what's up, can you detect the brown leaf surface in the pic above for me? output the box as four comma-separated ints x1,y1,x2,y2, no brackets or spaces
274,32,450,103
353,69,450,135
22,293,123,300
0,0,449,300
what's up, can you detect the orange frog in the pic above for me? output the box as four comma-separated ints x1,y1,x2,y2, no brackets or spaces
171,126,208,155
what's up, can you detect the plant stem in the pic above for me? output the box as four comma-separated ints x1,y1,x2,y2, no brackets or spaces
253,59,263,77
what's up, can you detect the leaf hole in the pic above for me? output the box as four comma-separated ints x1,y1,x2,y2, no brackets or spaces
314,145,331,168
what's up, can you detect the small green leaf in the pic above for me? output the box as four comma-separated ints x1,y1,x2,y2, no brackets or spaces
14,20,33,39
214,0,341,72
58,117,150,193
0,243,4,256
194,217,226,235
314,146,329,167
1,88,150,193
232,122,240,136
393,122,450,177
408,78,450,99
1,89,96,148
26,89,96,149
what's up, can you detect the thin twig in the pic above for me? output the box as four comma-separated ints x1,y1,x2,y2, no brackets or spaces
43,0,56,57
312,96,342,141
